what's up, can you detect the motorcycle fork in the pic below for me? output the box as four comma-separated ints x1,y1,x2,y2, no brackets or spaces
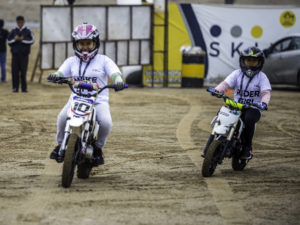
218,121,238,164
81,109,96,159
81,121,94,159
58,118,71,157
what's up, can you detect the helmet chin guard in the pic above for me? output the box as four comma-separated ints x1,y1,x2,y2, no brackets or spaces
245,69,254,78
75,49,98,62
72,23,100,62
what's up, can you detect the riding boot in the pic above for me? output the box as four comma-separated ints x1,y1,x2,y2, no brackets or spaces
240,146,253,160
50,145,62,162
93,145,104,166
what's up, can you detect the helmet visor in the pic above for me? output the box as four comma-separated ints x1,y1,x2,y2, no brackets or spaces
243,57,259,67
76,39,95,51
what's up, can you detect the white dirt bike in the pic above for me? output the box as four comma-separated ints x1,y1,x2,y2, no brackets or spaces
201,87,267,177
49,78,127,188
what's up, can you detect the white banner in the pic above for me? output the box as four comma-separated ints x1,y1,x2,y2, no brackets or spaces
184,5,300,82
41,5,152,69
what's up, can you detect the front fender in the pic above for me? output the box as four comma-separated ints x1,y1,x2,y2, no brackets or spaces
69,116,87,127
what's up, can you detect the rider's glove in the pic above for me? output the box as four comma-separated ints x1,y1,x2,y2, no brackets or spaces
112,73,124,91
208,88,217,96
47,73,56,81
261,102,268,110
210,88,222,98
47,71,63,82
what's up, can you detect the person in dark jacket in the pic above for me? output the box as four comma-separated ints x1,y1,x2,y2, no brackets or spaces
0,19,8,82
7,16,34,92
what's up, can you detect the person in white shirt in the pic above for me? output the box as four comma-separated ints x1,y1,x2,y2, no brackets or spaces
213,46,271,160
47,23,124,166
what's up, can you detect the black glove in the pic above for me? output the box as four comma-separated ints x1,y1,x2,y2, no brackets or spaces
114,75,125,91
47,73,57,82
212,90,223,98
261,102,268,111
115,82,125,91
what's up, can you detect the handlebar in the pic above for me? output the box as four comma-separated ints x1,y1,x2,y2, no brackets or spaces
207,87,267,111
49,78,128,97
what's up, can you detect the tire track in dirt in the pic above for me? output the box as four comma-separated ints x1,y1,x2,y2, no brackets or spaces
0,112,62,223
276,120,296,138
176,96,252,225
13,154,62,224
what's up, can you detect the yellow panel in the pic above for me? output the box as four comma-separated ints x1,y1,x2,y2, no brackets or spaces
143,3,193,86
182,64,205,79
169,3,192,71
154,12,165,51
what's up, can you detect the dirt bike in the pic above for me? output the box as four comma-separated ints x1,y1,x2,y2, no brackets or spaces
49,78,128,188
201,87,267,177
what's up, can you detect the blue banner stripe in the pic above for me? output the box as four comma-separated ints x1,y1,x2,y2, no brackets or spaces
180,4,208,77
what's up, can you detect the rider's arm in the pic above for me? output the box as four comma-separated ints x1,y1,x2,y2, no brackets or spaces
259,73,272,106
215,81,230,93
54,71,64,77
261,89,271,105
56,57,74,78
111,72,123,84
215,70,239,93
111,72,124,90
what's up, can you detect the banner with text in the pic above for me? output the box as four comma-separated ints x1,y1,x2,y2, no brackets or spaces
180,4,300,83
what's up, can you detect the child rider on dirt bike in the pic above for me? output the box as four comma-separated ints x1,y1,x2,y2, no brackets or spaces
47,23,124,166
212,46,271,160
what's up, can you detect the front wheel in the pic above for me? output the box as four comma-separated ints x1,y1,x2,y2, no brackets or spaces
62,134,79,188
202,140,222,177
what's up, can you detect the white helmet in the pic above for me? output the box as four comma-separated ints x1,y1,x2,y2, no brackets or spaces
72,23,100,62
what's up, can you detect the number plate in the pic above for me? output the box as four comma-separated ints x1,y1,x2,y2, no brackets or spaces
71,96,94,116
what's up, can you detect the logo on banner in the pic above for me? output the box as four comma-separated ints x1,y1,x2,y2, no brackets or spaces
208,10,296,59
280,10,296,28
251,26,263,39
209,24,264,58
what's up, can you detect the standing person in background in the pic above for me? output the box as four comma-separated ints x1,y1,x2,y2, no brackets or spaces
0,19,8,83
7,16,34,93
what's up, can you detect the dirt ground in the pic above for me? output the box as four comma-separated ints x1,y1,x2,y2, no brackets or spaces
0,30,300,225
0,75,299,225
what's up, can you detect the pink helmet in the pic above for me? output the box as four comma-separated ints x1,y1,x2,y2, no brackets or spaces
72,23,100,62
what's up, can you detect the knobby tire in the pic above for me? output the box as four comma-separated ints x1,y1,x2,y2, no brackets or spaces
202,140,221,177
232,154,247,171
62,134,78,188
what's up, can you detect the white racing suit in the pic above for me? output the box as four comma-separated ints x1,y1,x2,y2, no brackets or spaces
54,53,122,148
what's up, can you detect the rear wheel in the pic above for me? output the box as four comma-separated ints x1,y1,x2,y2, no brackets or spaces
202,140,222,177
62,134,78,188
232,155,247,171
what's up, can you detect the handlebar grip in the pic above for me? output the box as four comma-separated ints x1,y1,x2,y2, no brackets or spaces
112,84,129,91
207,87,215,93
207,87,224,98
244,103,267,111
